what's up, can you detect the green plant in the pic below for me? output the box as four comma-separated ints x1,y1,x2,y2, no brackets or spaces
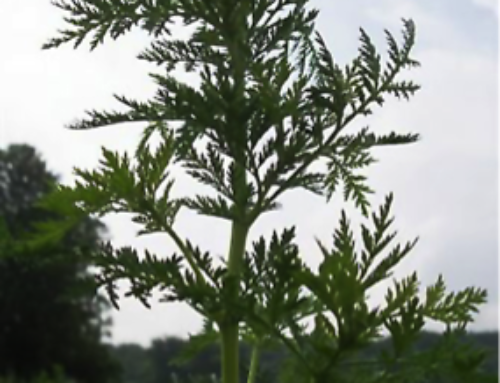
35,1,490,383
0,366,69,383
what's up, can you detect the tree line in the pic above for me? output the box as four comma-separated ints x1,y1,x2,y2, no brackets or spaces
111,332,499,383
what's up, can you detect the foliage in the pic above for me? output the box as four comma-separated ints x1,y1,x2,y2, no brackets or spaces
110,344,153,383
0,144,120,383
0,366,70,383
37,1,491,383
110,332,499,383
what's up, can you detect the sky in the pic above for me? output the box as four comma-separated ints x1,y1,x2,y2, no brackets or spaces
0,0,498,346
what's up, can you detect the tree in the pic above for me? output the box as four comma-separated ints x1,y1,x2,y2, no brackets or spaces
37,1,491,383
109,332,499,383
111,344,154,383
0,144,120,383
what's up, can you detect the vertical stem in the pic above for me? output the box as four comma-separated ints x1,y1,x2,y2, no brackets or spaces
220,3,249,383
227,220,248,274
221,219,248,383
221,323,240,383
246,344,260,383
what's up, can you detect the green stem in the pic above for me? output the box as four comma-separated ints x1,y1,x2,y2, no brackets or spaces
220,4,249,383
139,198,207,285
221,324,240,383
227,220,248,275
163,224,205,284
246,344,260,383
221,219,249,383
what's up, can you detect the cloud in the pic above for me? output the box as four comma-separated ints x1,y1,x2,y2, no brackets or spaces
365,0,497,55
472,0,499,16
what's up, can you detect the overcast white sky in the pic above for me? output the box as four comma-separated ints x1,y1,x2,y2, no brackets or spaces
1,0,498,346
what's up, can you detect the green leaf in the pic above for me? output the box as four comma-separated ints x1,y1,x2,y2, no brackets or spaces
182,194,237,221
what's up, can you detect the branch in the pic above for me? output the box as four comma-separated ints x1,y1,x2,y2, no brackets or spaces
141,198,208,287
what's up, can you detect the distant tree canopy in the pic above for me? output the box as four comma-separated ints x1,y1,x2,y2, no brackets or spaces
0,144,120,383
111,331,499,383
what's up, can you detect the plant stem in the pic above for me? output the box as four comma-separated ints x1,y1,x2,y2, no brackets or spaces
221,324,240,383
227,220,248,275
221,3,249,382
221,219,249,383
246,344,260,383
